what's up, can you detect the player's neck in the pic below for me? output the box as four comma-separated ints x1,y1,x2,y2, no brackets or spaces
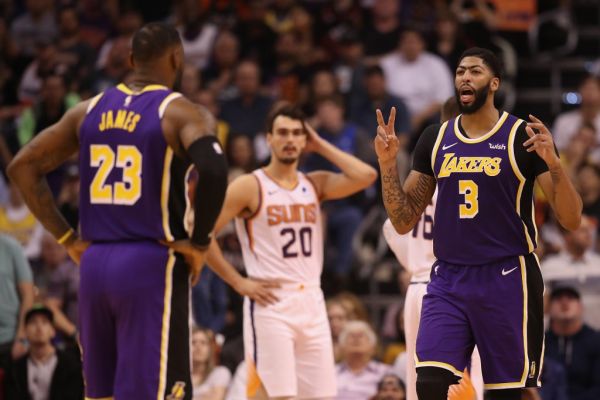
128,71,170,91
460,104,500,138
263,162,299,189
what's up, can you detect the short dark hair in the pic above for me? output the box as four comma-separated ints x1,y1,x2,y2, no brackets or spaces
25,305,54,325
131,22,181,64
265,102,307,134
458,47,503,79
365,65,385,78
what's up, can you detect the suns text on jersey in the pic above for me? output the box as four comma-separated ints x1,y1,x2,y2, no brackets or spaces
98,109,142,133
438,153,502,178
267,203,318,226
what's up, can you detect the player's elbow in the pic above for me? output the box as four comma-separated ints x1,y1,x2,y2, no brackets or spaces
364,166,378,186
6,154,25,183
392,222,412,235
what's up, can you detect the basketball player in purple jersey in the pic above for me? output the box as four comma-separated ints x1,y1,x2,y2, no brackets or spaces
7,23,273,400
375,47,582,400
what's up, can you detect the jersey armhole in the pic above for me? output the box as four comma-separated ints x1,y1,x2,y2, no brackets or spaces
304,173,323,203
86,92,104,114
245,173,263,221
430,121,448,175
158,92,183,119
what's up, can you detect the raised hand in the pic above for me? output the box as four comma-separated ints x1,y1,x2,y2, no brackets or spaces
374,107,399,163
524,114,560,168
304,122,324,154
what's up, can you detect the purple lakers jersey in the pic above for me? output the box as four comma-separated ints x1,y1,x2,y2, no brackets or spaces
78,84,191,242
430,112,537,264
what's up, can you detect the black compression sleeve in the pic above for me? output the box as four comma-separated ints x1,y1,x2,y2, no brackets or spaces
187,136,228,247
411,124,441,177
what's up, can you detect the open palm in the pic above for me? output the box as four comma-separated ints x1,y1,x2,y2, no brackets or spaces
374,107,399,163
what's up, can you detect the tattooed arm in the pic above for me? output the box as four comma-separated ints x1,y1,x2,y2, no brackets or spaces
524,115,581,231
7,101,90,262
380,161,436,234
375,107,437,234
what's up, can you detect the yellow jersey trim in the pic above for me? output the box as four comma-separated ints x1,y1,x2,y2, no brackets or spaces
86,93,104,114
116,83,168,95
507,119,535,252
157,250,175,400
158,93,183,119
454,111,508,144
161,148,174,241
431,121,449,175
415,361,464,377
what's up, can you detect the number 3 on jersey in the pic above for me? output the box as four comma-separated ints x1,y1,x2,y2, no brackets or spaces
90,145,142,205
459,180,479,218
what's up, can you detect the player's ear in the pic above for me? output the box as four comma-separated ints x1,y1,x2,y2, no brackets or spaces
129,51,135,68
490,77,500,92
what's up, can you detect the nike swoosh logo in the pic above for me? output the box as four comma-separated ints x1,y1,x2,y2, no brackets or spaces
502,267,518,276
442,142,458,150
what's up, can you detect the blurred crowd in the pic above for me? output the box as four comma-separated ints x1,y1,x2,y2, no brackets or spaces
0,0,599,399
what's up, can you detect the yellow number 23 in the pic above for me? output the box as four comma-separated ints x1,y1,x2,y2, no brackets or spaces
90,145,142,205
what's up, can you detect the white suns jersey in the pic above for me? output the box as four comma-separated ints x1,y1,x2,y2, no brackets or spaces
235,169,323,285
383,191,437,282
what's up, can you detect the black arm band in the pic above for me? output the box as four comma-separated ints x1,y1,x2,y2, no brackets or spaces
187,136,228,247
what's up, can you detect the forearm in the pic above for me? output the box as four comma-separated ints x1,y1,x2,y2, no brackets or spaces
205,240,245,292
548,162,582,230
8,165,73,238
379,159,421,234
316,139,376,183
16,284,34,339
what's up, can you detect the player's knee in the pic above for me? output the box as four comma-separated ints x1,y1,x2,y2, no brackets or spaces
487,388,521,400
416,367,459,400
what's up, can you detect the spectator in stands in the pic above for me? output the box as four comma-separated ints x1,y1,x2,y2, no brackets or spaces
10,0,57,60
264,0,295,35
380,28,453,134
362,0,403,58
552,75,600,151
373,373,406,400
77,0,118,50
91,36,131,93
3,305,83,400
17,74,79,148
175,0,218,70
542,215,600,327
225,359,247,400
304,96,373,285
96,10,143,71
336,291,370,322
538,357,569,400
204,31,240,102
219,60,273,139
430,13,468,71
0,182,44,259
336,320,390,400
303,68,341,117
35,232,79,344
194,90,230,147
576,163,600,242
180,63,202,100
333,29,366,111
450,0,498,49
225,134,256,177
18,43,63,104
327,298,350,362
192,268,228,335
545,287,600,400
191,327,231,400
350,65,411,149
0,234,33,368
55,5,95,93
234,1,277,78
563,123,600,178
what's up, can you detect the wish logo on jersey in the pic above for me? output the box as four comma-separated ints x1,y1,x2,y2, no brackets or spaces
437,153,502,178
